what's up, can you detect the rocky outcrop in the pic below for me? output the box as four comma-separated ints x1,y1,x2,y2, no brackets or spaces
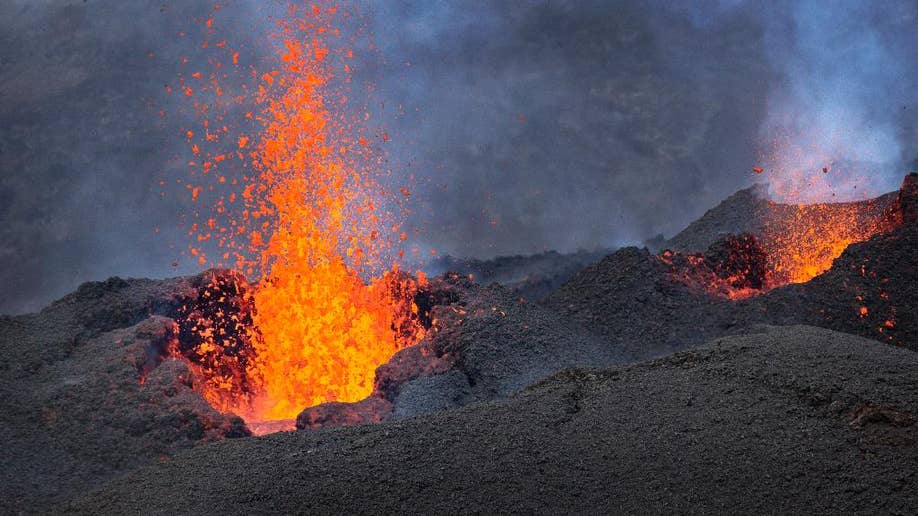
293,273,628,429
900,172,918,224
0,306,249,513
296,397,393,430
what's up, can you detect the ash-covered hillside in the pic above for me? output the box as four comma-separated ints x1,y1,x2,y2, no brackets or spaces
546,175,916,359
63,326,918,515
425,248,612,302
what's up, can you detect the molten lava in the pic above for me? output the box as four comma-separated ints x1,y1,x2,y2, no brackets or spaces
663,168,901,299
660,234,768,300
758,198,899,285
171,3,424,425
752,133,900,285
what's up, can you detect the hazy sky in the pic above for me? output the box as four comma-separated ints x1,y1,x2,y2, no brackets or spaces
1,0,915,314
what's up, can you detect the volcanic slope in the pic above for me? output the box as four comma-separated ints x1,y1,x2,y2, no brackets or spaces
663,183,898,253
426,248,611,302
545,176,917,357
0,270,628,512
64,326,918,514
0,275,250,514
371,179,914,423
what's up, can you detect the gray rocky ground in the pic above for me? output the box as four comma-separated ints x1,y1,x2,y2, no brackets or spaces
426,249,612,302
63,326,918,514
0,276,249,513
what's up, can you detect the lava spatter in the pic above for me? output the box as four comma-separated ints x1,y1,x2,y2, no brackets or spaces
171,3,424,426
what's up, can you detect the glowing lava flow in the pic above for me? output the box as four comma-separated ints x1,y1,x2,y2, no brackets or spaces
758,197,899,286
172,4,424,424
663,168,900,300
753,137,901,286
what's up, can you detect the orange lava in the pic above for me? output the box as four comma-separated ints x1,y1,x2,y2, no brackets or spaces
666,169,899,300
759,198,898,286
754,134,900,286
172,3,424,424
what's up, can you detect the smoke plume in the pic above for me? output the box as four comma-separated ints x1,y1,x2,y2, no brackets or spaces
0,0,914,313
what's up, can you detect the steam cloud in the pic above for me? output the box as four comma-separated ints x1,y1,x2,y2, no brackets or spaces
0,0,915,313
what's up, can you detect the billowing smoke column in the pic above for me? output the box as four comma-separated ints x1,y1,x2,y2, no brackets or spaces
754,0,917,202
0,0,914,317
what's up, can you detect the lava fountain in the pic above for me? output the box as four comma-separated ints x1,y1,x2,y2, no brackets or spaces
662,160,902,300
754,136,902,287
170,3,424,427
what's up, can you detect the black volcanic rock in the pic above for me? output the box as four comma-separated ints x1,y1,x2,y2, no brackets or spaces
702,233,767,289
0,273,252,513
901,172,918,224
296,397,393,431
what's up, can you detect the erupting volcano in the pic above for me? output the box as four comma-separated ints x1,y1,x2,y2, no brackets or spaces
170,5,905,428
171,4,424,427
661,163,902,300
6,1,918,512
755,148,903,287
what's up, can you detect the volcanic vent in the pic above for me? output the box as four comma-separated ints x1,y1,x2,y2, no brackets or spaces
657,171,903,300
548,173,917,360
164,4,427,430
160,1,913,434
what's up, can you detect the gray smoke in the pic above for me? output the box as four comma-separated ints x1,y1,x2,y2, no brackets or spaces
0,0,915,313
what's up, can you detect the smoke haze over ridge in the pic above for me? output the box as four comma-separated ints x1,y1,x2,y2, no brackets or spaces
0,0,915,314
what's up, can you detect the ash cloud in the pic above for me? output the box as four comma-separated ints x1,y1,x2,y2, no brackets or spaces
754,0,918,199
0,0,266,314
0,0,915,314
364,0,777,259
